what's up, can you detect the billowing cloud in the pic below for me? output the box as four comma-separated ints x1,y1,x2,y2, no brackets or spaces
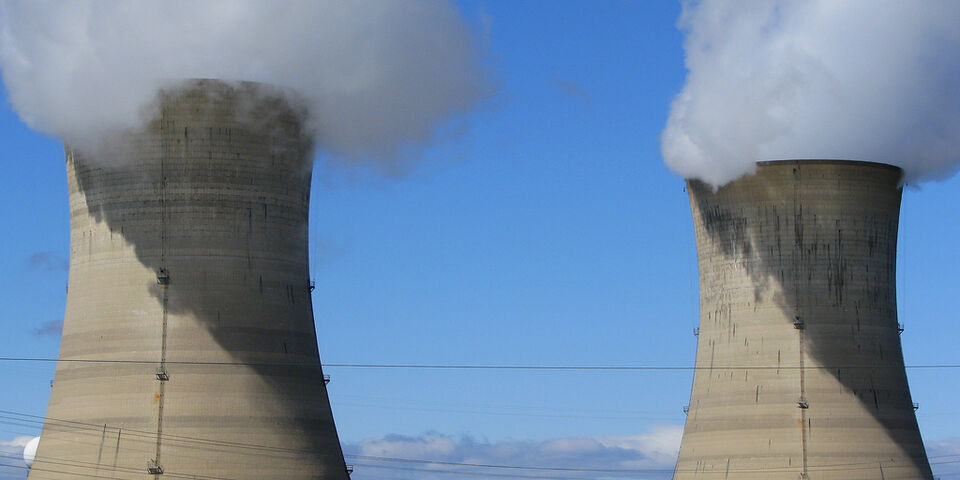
662,0,960,187
0,0,492,165
343,426,682,480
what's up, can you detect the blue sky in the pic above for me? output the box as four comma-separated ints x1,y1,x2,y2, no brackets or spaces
2,2,960,479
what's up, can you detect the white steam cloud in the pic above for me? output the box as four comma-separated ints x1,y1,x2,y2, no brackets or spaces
662,0,960,187
0,0,490,163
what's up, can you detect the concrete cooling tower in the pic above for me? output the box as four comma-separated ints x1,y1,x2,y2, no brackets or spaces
675,160,931,480
29,80,349,479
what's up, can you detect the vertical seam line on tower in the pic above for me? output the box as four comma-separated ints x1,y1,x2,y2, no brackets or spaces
798,323,808,479
794,168,809,480
152,110,170,476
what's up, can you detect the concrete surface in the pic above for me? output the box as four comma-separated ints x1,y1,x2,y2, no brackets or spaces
675,161,932,480
30,80,349,479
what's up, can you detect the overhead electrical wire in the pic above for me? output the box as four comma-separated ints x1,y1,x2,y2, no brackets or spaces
337,393,676,416
2,361,956,476
0,451,238,480
1,408,958,480
348,461,664,479
3,356,960,371
1,350,956,478
335,401,679,421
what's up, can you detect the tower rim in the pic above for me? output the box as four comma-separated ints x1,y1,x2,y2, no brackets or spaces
755,158,902,172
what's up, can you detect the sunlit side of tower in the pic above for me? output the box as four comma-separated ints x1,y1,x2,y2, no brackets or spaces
30,80,349,479
675,161,931,480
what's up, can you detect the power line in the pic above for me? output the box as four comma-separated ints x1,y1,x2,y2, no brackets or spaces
2,408,957,479
335,401,680,420
0,411,329,461
348,454,672,473
0,451,237,480
4,356,960,371
350,461,658,479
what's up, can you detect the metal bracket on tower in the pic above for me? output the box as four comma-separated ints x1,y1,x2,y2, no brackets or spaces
797,398,809,409
913,402,920,411
346,465,354,476
156,269,170,285
323,374,331,385
155,367,169,382
793,317,805,329
309,280,316,292
682,405,690,415
898,323,905,334
693,327,699,337
148,460,164,475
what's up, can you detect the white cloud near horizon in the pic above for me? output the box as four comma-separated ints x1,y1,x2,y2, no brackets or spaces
924,436,960,478
0,436,30,480
4,429,958,479
343,425,682,480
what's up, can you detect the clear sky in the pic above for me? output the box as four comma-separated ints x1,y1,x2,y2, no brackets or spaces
1,2,960,480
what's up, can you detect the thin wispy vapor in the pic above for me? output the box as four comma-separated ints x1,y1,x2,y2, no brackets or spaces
553,78,592,106
27,252,67,272
32,320,62,337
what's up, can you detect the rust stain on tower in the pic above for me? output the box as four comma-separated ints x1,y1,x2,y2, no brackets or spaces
675,160,932,480
30,80,349,479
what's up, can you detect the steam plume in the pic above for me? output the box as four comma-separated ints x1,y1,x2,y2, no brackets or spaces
662,0,960,187
0,0,491,163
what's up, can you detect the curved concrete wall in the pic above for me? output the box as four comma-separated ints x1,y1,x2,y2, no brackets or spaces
30,80,348,479
675,161,931,480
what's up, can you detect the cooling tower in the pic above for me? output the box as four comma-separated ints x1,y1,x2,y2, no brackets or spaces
29,80,349,479
675,160,932,480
